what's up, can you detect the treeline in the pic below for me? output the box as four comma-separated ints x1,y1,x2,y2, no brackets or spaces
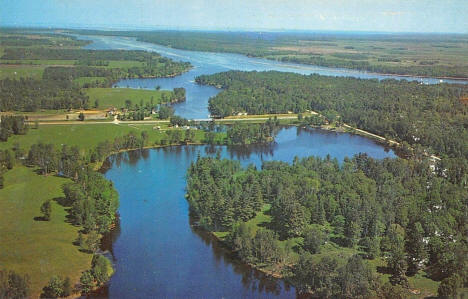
187,154,467,297
197,71,468,159
0,78,88,111
42,66,118,81
63,169,119,234
20,140,119,295
24,141,119,233
2,48,161,61
277,55,468,78
43,62,190,85
0,35,89,47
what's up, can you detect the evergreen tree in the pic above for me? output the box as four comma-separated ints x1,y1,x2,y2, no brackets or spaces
40,200,52,221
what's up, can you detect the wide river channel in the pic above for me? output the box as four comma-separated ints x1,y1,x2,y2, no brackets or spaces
80,34,460,298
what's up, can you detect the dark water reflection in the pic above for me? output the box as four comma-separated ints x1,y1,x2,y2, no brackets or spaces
96,127,395,298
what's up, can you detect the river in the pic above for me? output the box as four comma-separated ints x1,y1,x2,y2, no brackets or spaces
77,33,439,298
81,34,468,120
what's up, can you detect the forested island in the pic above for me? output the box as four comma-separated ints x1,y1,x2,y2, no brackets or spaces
187,153,467,298
190,70,468,297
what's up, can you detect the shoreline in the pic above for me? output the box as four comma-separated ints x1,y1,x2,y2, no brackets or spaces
208,229,286,279
129,38,468,82
264,56,468,82
69,33,468,83
88,124,415,297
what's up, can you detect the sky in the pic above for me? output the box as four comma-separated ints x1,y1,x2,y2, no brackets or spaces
1,0,467,33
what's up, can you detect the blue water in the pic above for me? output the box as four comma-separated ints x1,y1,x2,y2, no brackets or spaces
100,127,395,299
80,34,468,120
79,33,401,298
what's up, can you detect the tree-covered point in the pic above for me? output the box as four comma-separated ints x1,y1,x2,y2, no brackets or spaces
173,87,186,102
226,118,279,145
197,71,468,159
187,154,467,296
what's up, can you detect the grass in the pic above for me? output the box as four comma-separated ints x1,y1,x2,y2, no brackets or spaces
85,87,174,109
0,167,92,296
0,123,225,295
0,123,226,153
0,65,45,79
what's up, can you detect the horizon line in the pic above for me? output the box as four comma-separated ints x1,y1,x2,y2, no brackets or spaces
1,24,467,35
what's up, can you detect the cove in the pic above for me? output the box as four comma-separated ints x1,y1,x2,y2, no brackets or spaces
79,35,468,120
98,127,396,298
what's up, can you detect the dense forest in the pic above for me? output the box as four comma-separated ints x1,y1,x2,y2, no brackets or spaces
197,71,468,160
0,78,89,111
187,154,467,297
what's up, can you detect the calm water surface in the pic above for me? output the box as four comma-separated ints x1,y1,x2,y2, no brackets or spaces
79,34,403,298
99,127,395,298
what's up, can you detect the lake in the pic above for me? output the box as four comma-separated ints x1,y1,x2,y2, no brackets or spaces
79,33,411,298
98,127,395,299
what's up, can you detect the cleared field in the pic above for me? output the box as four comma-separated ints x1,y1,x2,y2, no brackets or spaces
85,87,173,109
0,124,159,151
0,65,45,79
0,123,222,153
0,167,92,297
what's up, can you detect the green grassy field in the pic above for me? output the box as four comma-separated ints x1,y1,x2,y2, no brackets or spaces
0,167,92,296
0,123,225,296
0,65,45,79
0,123,226,153
85,88,173,109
